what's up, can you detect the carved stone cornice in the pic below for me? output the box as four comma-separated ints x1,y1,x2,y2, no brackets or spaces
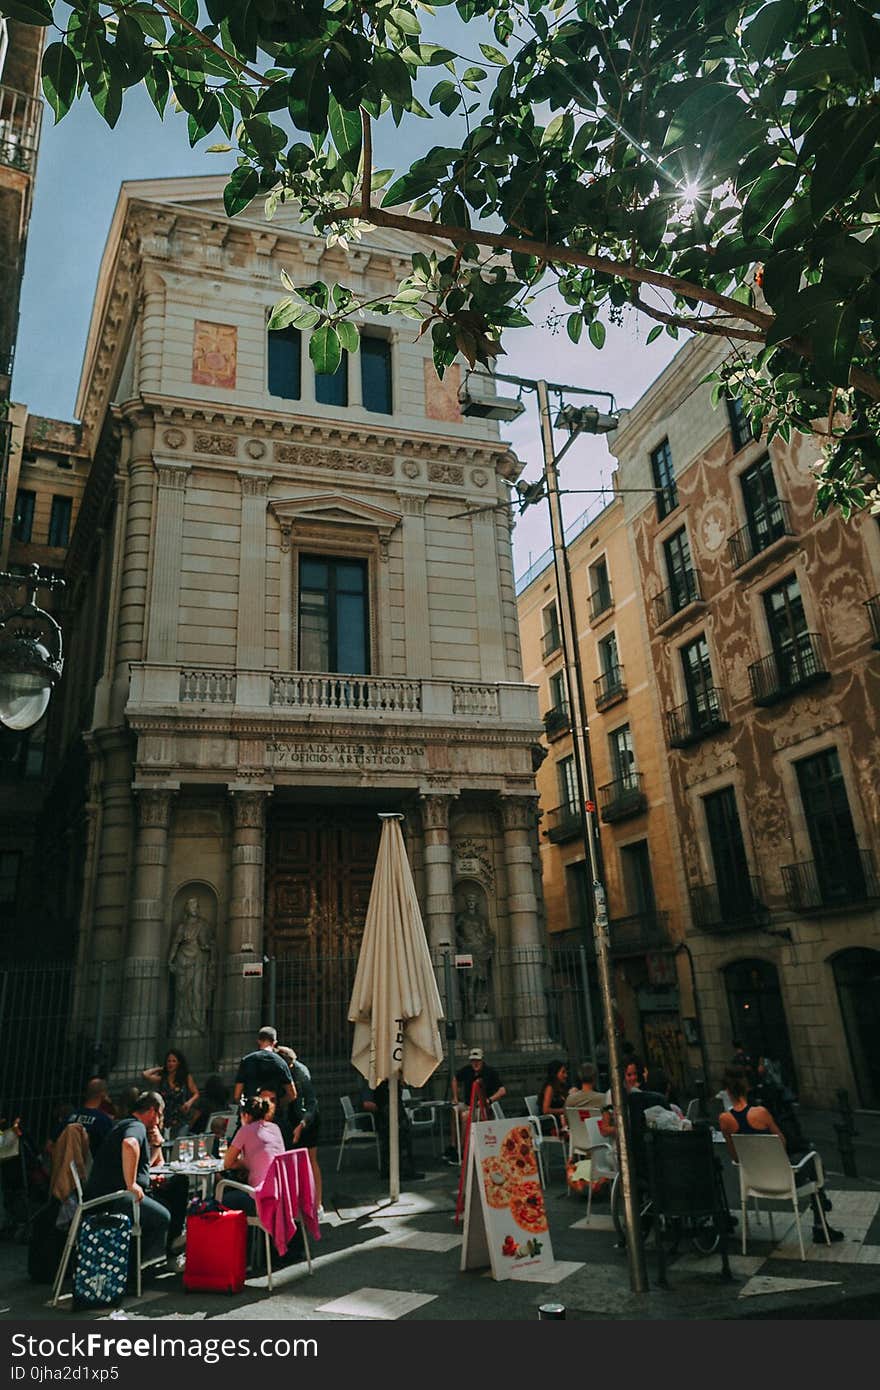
229,788,270,830
269,492,402,554
134,787,175,830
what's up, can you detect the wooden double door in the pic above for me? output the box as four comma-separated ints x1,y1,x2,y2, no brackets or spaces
265,806,382,958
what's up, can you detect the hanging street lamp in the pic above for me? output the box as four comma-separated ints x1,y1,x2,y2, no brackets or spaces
0,563,64,731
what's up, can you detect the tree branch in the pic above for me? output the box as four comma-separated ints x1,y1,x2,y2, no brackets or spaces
152,0,271,86
630,291,765,343
360,109,372,210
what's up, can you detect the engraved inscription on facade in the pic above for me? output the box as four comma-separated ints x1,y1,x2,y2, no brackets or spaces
267,741,425,771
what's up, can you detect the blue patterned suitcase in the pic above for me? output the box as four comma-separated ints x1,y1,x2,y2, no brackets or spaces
74,1213,131,1308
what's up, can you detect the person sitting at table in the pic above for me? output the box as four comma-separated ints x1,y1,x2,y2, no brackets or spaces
538,1059,570,1139
566,1062,605,1113
220,1095,286,1215
718,1068,843,1243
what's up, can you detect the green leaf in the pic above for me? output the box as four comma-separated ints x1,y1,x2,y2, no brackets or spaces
224,165,259,216
145,61,170,118
646,325,663,343
337,321,360,353
811,302,859,386
93,77,123,129
744,1,798,63
479,44,507,64
0,0,53,25
288,62,329,134
328,99,362,173
566,313,583,344
41,43,77,123
310,325,342,376
810,108,880,220
742,166,799,239
784,46,857,90
128,4,167,44
588,320,606,350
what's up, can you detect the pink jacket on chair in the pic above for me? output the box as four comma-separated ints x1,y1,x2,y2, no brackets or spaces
254,1150,320,1256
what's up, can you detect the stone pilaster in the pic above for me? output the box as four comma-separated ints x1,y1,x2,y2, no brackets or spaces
500,795,550,1045
111,414,155,718
146,461,189,661
221,788,270,1069
236,473,272,668
420,794,456,953
116,788,175,1071
399,495,431,676
471,506,505,680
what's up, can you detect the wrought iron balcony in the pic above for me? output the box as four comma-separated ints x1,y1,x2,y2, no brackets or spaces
594,664,626,711
666,686,729,748
748,632,829,706
689,878,769,933
589,583,614,623
782,851,880,914
542,626,562,660
728,499,795,570
865,594,880,650
652,569,703,629
543,702,571,741
598,771,647,823
0,84,42,174
608,910,670,957
543,802,582,843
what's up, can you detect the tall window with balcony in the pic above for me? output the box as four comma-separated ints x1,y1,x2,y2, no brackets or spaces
730,455,791,567
361,334,392,414
785,749,873,909
650,438,677,519
545,754,580,842
751,574,827,703
616,840,664,952
668,634,726,745
267,325,302,400
658,526,699,619
589,556,613,621
298,555,369,674
595,630,624,708
601,723,645,821
12,488,34,543
48,495,72,548
726,396,755,453
315,352,349,406
541,600,561,659
544,669,569,740
696,786,760,927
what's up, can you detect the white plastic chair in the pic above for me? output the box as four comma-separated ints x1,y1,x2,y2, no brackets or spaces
525,1095,565,1187
731,1133,831,1261
685,1098,701,1122
206,1109,238,1141
216,1170,313,1289
401,1088,440,1153
52,1161,162,1305
336,1095,381,1172
490,1101,506,1121
564,1107,617,1218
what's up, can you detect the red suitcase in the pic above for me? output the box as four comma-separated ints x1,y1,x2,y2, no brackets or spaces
183,1208,248,1293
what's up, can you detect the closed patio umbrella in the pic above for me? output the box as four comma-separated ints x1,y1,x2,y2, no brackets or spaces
348,813,445,1201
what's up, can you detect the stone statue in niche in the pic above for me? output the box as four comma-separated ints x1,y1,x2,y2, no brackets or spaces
168,894,216,1038
455,886,494,1019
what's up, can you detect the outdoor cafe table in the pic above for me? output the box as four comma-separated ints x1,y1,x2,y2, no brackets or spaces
154,1156,222,1199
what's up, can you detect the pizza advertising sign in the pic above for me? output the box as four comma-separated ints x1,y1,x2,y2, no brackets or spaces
460,1118,554,1280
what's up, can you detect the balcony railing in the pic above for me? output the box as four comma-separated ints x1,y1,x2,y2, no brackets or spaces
865,594,880,650
542,627,562,660
598,771,647,823
0,84,42,174
589,583,614,623
594,665,626,711
543,802,581,843
608,911,670,958
666,686,729,748
728,499,795,570
543,702,571,741
689,878,769,933
748,632,829,706
782,851,880,914
652,569,702,628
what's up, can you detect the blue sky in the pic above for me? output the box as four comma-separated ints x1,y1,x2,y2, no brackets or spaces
13,34,678,573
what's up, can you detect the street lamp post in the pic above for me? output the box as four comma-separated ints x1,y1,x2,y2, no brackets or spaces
0,563,64,731
461,370,648,1293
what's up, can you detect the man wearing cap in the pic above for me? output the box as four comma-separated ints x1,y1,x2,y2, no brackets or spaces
445,1048,506,1161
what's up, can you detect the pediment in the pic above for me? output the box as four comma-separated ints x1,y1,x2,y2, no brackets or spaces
269,492,402,544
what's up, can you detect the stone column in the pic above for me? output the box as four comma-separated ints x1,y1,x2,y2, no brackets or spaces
400,495,431,675
420,794,456,952
116,788,175,1072
221,788,270,1069
471,506,506,680
111,412,155,721
146,461,189,662
500,795,550,1046
236,474,272,668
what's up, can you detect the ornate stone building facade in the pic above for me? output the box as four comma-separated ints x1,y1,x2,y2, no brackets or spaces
610,336,880,1108
46,177,546,1073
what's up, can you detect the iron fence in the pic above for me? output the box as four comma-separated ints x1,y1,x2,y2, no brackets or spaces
0,943,600,1145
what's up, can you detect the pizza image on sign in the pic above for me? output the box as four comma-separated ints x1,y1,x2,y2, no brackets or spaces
462,1117,554,1280
500,1124,539,1178
510,1180,548,1235
481,1156,514,1209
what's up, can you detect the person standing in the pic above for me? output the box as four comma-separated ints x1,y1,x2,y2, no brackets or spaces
446,1048,506,1161
277,1047,324,1219
142,1050,199,1135
233,1027,297,1108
